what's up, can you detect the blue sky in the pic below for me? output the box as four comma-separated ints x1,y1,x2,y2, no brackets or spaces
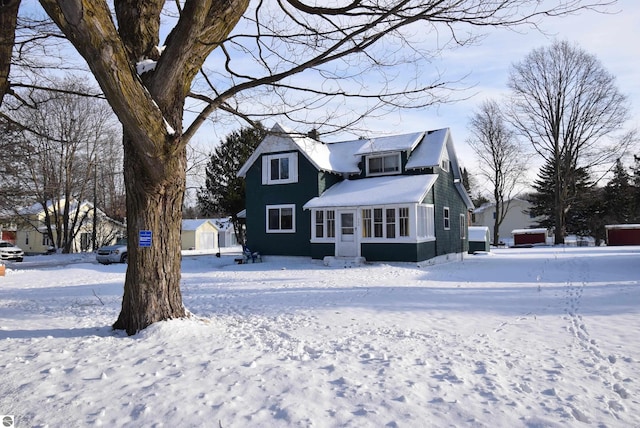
195,1,639,180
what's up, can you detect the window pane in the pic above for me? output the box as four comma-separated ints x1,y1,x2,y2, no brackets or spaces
362,209,372,238
374,208,383,237
399,207,409,237
281,208,293,230
386,208,396,238
384,155,400,172
327,210,335,238
268,208,280,229
315,211,324,238
280,157,289,180
270,158,280,180
369,157,382,174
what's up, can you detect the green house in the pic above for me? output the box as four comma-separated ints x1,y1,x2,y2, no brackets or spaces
237,123,474,263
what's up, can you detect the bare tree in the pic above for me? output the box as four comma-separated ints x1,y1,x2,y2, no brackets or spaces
8,78,119,253
0,1,608,334
467,99,527,245
508,40,633,244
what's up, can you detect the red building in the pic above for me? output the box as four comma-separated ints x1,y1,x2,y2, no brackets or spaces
605,224,640,246
512,228,548,246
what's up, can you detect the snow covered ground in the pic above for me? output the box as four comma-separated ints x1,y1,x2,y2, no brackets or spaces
0,246,639,427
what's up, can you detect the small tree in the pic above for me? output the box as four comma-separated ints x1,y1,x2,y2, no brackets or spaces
198,125,266,245
467,99,527,245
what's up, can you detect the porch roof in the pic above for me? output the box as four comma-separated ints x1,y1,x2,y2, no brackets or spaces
303,174,437,209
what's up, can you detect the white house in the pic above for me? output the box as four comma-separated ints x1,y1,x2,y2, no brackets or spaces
14,198,126,254
472,198,542,246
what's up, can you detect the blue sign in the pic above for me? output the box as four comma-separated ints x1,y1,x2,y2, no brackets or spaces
139,230,152,248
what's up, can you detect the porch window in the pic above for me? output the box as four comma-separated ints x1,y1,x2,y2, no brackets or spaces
417,204,435,239
362,209,372,238
312,209,335,239
315,210,324,238
443,206,450,230
361,206,412,240
262,153,298,185
386,209,396,238
266,204,295,233
366,153,401,176
374,208,384,237
327,210,335,238
399,207,409,237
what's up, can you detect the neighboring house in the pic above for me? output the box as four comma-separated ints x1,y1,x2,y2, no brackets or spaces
472,198,541,245
212,218,240,247
14,199,126,254
181,219,219,251
237,123,474,263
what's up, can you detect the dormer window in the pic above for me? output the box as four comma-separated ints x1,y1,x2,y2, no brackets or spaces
366,153,401,176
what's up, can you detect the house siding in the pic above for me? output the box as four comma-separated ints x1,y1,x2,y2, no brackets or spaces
362,240,436,262
245,152,321,255
433,166,468,256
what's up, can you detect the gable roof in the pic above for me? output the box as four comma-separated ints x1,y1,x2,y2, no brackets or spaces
239,123,474,210
303,175,438,209
182,219,217,231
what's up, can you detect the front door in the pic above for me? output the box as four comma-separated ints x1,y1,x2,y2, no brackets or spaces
336,210,358,257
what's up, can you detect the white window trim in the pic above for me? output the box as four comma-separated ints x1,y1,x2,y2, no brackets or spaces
417,204,436,242
365,153,401,176
310,209,336,242
262,152,298,185
266,204,296,233
359,205,419,243
460,213,466,239
443,206,450,230
440,153,450,172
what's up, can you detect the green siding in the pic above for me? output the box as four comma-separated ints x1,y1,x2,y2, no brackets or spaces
362,241,436,262
245,152,337,256
433,166,469,256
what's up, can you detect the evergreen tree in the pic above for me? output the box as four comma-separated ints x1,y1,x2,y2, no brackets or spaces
603,159,634,224
528,157,593,239
631,155,640,222
197,124,266,245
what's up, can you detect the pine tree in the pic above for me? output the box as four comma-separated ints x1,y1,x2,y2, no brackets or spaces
528,157,593,239
604,158,634,224
631,155,640,222
197,124,266,245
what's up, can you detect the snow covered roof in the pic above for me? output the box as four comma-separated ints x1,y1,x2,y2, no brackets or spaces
182,219,217,231
512,228,548,235
468,226,489,241
352,132,424,155
239,124,455,177
303,175,437,209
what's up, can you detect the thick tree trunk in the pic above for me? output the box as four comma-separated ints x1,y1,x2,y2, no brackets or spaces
113,134,187,335
0,0,20,107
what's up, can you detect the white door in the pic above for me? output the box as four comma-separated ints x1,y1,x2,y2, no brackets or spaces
336,210,358,257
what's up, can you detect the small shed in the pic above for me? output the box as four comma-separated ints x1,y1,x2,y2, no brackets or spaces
605,224,640,246
181,219,219,251
512,228,548,247
468,226,490,254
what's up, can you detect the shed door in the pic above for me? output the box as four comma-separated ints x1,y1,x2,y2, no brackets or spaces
336,210,358,257
199,232,215,250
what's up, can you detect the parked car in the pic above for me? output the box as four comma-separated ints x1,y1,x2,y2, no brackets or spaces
96,238,128,264
0,240,24,262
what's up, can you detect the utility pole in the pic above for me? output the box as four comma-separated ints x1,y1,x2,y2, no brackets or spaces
92,161,97,251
